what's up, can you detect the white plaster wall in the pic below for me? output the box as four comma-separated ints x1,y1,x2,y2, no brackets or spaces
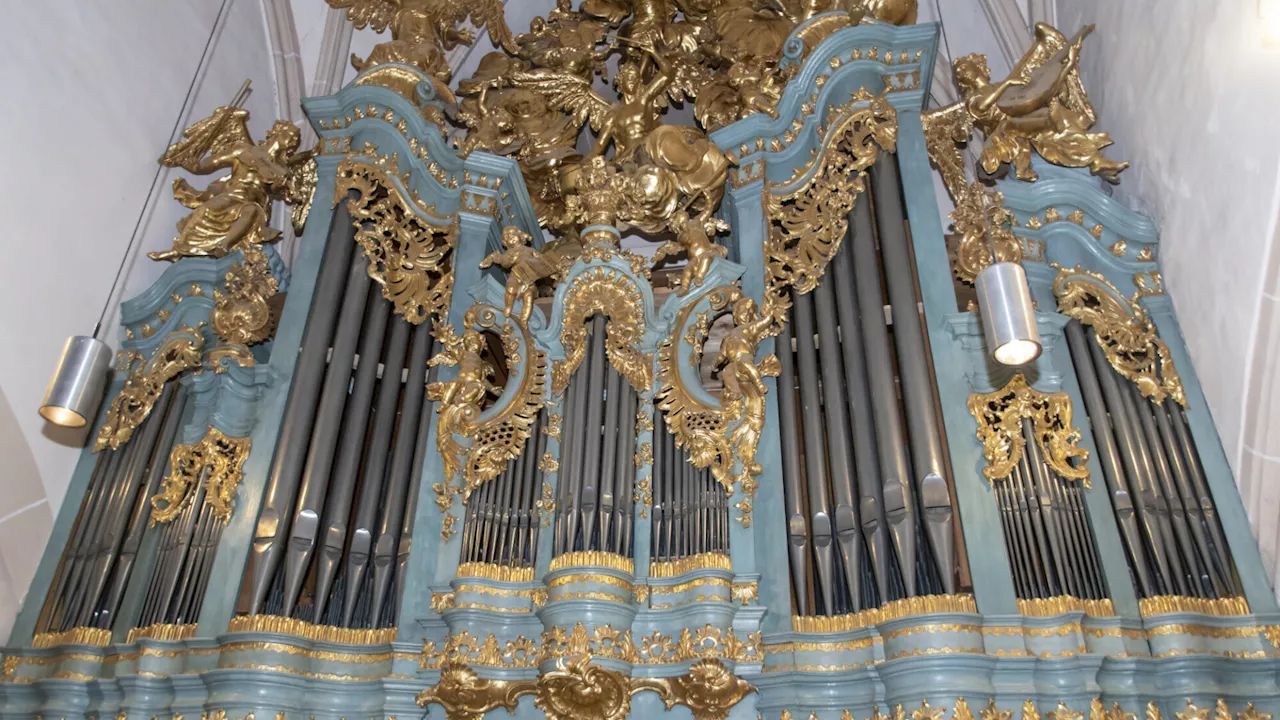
1056,2,1280,583
0,0,279,634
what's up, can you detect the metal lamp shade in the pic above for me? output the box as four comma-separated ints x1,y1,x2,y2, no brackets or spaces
976,261,1042,366
39,336,113,428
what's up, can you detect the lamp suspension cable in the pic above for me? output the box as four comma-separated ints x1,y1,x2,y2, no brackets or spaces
40,0,234,428
971,171,1042,367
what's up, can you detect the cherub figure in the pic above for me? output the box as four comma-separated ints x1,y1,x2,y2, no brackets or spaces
715,293,782,479
479,226,575,326
652,209,729,294
149,107,308,262
427,326,497,484
953,23,1128,183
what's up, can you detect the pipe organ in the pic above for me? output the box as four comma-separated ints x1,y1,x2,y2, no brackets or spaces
5,4,1280,720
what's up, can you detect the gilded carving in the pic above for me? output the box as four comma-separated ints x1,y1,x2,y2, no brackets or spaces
949,183,1020,285
967,374,1090,485
552,266,651,395
427,305,547,536
535,654,631,720
651,211,731,295
416,662,536,720
480,226,577,326
337,156,458,325
96,328,205,452
150,427,252,524
213,246,279,346
1053,265,1185,406
764,94,898,297
149,105,311,263
923,23,1127,202
631,658,755,720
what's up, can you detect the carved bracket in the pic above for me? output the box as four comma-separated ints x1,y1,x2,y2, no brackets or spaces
1052,265,1185,406
967,373,1090,486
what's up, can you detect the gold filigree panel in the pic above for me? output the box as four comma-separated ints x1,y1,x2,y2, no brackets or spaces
1052,265,1185,406
552,266,651,396
967,374,1090,486
95,328,205,452
950,183,1021,285
150,426,252,524
337,156,457,325
213,245,280,346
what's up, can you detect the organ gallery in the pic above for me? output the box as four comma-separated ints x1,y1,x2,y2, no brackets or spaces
5,2,1280,720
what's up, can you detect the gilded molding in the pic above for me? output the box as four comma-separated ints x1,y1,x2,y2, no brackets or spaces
226,614,398,644
650,552,732,578
1138,595,1250,617
631,658,755,720
417,662,536,720
151,426,251,524
32,627,111,649
125,623,197,643
96,327,205,452
337,154,457,325
456,562,535,582
1053,265,1185,406
549,551,634,574
1017,596,1115,617
792,594,978,632
967,374,1091,486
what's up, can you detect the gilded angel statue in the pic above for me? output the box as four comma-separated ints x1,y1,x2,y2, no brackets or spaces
479,226,577,326
651,209,729,294
932,23,1127,188
426,325,498,485
149,106,309,262
715,293,782,480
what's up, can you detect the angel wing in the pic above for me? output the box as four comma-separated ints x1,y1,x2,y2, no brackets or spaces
159,106,253,173
510,68,614,132
1004,22,1095,124
466,0,518,54
920,101,974,201
325,0,402,32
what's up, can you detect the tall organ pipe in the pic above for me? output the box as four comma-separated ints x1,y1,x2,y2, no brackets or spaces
791,290,836,613
579,316,608,550
850,191,917,596
775,319,810,615
282,249,372,616
871,161,955,593
342,317,411,627
599,367,623,548
311,287,391,621
812,273,863,611
248,206,357,614
1169,403,1237,594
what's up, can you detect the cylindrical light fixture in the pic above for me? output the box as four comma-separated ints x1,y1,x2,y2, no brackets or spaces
976,261,1042,366
39,336,113,428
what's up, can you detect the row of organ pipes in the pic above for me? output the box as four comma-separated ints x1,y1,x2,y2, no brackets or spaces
775,160,958,616
246,204,435,629
30,175,1253,640
1064,320,1238,600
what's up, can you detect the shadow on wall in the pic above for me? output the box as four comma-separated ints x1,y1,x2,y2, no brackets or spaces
0,383,54,641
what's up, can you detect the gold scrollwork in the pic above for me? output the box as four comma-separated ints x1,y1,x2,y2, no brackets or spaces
150,427,252,524
96,328,205,452
213,245,280,346
967,374,1090,486
337,155,457,325
632,658,755,720
536,654,632,720
1052,265,1185,406
552,266,652,395
950,183,1021,285
763,94,897,297
537,481,556,526
416,662,537,720
634,476,653,518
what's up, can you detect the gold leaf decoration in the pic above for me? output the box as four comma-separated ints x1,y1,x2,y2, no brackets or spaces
552,266,651,395
96,328,205,452
631,658,755,720
1053,265,1185,406
535,654,632,720
150,427,252,524
213,245,280,346
415,662,536,720
337,156,457,325
967,374,1090,485
950,183,1021,285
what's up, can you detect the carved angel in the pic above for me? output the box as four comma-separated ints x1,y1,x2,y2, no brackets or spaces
426,326,496,484
953,23,1128,183
149,107,309,262
715,294,781,481
695,57,783,131
652,209,729,294
328,0,516,95
479,226,576,326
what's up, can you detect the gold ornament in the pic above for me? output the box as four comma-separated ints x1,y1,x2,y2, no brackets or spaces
535,654,632,720
150,427,252,524
1052,265,1185,406
553,266,652,395
96,328,205,452
949,183,1021,285
149,107,310,262
416,662,537,720
632,658,755,720
764,94,897,297
967,374,1090,485
923,23,1127,202
480,226,578,326
427,305,547,499
651,210,731,295
213,245,280,346
337,156,458,325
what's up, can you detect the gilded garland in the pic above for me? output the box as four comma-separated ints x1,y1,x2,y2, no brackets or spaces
967,374,1090,486
150,427,253,524
95,327,205,452
1052,265,1185,406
